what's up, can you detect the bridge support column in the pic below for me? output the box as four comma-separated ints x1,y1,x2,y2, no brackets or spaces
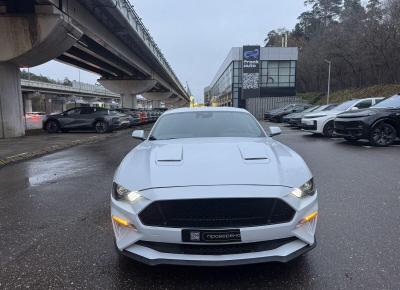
152,100,161,109
121,94,137,109
25,99,33,113
0,62,25,138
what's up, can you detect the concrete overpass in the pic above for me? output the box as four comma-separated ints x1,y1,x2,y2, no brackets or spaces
0,0,189,138
21,79,120,113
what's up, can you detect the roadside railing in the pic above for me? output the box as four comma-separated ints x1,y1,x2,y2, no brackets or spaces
21,79,119,98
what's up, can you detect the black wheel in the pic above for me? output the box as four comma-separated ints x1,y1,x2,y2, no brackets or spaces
323,121,334,137
45,120,60,133
344,136,359,142
369,123,397,147
94,120,110,134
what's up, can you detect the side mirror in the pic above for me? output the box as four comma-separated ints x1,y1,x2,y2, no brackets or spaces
269,126,282,137
132,130,145,140
351,107,359,111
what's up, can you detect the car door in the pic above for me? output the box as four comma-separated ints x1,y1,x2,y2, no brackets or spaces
60,108,82,128
78,107,96,128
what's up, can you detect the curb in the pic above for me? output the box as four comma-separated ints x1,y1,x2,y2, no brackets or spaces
0,135,108,168
0,124,154,169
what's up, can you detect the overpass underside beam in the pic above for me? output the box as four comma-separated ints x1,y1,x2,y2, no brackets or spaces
142,92,173,101
0,63,25,138
98,79,158,109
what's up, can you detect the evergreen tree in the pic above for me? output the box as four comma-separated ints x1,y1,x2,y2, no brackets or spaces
305,0,343,27
366,0,383,21
341,0,365,20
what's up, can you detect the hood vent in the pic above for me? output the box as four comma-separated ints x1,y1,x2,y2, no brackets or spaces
238,143,269,162
244,157,268,161
156,144,183,163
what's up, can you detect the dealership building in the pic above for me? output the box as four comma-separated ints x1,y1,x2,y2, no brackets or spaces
204,46,301,119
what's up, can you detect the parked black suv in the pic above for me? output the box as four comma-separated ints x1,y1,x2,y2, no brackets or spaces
43,107,123,134
334,94,400,146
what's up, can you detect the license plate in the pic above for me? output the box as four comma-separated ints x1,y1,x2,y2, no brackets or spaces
182,229,241,243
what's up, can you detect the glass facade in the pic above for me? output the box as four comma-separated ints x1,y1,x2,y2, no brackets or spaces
207,59,296,107
260,61,296,88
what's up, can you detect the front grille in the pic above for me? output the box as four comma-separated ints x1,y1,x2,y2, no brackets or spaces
335,120,363,129
136,237,297,255
139,198,295,228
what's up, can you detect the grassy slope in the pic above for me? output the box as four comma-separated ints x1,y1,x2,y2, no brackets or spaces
299,84,400,104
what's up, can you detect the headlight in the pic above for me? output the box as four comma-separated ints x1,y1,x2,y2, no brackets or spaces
112,182,141,202
291,178,316,198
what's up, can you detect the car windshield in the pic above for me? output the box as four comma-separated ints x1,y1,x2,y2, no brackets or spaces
333,100,359,111
372,95,400,109
150,111,266,140
313,104,335,112
283,104,295,110
303,106,320,113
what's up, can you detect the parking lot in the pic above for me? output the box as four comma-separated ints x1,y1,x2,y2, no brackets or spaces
0,121,398,289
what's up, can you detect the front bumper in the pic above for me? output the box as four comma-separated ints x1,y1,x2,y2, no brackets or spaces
118,240,317,266
111,185,318,266
301,119,318,131
334,119,369,139
289,118,302,127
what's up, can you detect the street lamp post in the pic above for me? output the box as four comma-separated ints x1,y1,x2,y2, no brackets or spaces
324,59,331,105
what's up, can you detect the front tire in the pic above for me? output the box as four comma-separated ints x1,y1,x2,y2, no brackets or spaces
322,121,334,137
369,123,397,147
45,120,60,133
94,120,110,134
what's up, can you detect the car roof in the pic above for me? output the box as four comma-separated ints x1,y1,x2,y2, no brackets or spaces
164,107,249,115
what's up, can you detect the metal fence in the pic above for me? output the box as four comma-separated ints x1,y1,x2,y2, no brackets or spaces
246,96,305,119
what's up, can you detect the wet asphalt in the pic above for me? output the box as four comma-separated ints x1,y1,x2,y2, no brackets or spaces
0,123,399,289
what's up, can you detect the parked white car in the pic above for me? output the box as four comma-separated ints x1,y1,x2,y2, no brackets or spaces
301,97,383,137
111,107,318,266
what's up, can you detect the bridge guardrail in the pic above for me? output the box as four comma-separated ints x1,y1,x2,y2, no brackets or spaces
21,79,120,98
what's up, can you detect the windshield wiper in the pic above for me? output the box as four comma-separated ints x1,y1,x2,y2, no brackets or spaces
148,136,157,140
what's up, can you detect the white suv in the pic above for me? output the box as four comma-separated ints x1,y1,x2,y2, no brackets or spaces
301,98,384,137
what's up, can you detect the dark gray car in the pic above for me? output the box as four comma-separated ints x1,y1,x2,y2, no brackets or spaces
43,107,121,134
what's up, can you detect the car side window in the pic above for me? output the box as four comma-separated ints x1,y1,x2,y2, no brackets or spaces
65,108,81,115
80,107,93,115
354,100,372,109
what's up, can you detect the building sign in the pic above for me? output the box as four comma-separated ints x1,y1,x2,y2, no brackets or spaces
242,45,260,99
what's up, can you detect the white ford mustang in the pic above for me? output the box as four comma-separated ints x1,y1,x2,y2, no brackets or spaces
111,107,318,266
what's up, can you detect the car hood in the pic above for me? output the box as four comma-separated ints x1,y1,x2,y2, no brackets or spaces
304,109,343,118
291,111,313,119
284,112,300,119
272,109,292,115
266,108,285,114
337,108,392,118
114,138,312,191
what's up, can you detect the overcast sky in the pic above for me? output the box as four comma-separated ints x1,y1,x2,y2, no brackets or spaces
28,0,306,102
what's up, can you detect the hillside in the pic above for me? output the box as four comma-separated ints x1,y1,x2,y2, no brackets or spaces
299,84,400,105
